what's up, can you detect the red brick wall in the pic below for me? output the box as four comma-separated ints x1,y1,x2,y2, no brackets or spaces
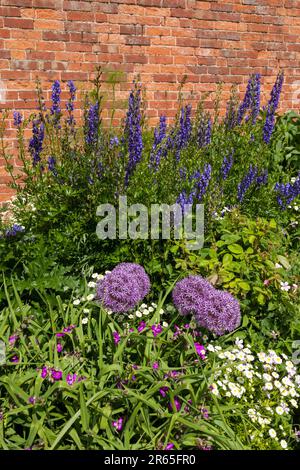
1,0,300,202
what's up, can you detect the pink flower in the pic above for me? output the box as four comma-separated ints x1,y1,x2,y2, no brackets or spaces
112,417,123,431
263,279,271,286
168,396,181,412
194,342,206,360
113,331,121,344
164,443,174,450
51,369,62,381
152,361,159,370
66,373,77,386
9,334,19,346
159,386,169,397
151,324,162,337
41,366,48,379
138,321,146,332
57,343,63,353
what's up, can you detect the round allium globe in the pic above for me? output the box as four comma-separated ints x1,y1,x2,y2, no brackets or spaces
195,290,241,336
96,263,150,313
172,275,215,316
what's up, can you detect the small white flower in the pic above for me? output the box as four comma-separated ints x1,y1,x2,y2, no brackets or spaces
265,382,273,391
162,321,168,328
86,294,95,301
280,439,288,449
269,429,277,438
290,399,298,407
263,373,272,382
135,311,142,318
276,406,284,415
207,345,215,352
148,306,154,313
128,314,134,319
210,383,219,396
258,352,266,362
87,281,96,288
275,263,283,269
81,296,86,302
73,299,80,306
82,317,88,324
105,270,111,274
83,308,90,314
106,309,113,315
91,273,99,279
280,281,291,292
140,303,147,309
151,302,157,308
159,308,164,315
142,309,149,316
272,372,279,379
97,274,104,280
63,286,69,291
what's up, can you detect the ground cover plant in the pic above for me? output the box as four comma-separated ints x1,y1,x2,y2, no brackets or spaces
0,70,299,450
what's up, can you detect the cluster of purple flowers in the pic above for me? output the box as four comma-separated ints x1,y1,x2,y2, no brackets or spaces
191,164,212,202
47,156,57,177
175,105,192,162
150,115,167,169
29,119,45,166
50,80,61,127
86,102,99,146
124,87,143,186
221,150,234,181
13,111,22,128
172,275,241,336
4,224,25,237
41,366,83,386
66,80,76,126
197,115,212,148
237,73,261,125
96,263,150,313
274,173,300,209
237,164,257,202
263,71,284,143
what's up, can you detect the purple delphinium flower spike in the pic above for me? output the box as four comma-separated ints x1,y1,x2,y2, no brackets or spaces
29,119,44,166
13,111,22,127
124,86,143,186
263,71,284,143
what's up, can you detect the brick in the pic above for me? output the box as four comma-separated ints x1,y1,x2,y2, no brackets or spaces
125,36,151,46
4,18,34,29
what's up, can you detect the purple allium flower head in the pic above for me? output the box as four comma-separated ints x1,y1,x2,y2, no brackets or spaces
112,417,123,431
151,324,162,337
164,443,174,450
263,71,284,144
51,369,63,381
172,276,215,316
113,331,121,345
124,86,143,186
194,342,206,360
13,111,22,127
66,373,77,386
96,263,150,313
194,289,241,336
41,366,48,379
29,119,44,166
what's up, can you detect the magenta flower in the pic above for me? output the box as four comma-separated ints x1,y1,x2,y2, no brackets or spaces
164,443,174,450
41,366,48,379
151,324,162,337
28,396,36,405
159,386,169,397
112,417,123,431
56,332,65,338
66,373,77,386
168,396,181,412
63,325,76,333
113,331,121,344
10,355,19,363
194,342,206,360
9,334,19,346
51,369,62,381
138,321,146,332
152,361,159,370
57,343,63,353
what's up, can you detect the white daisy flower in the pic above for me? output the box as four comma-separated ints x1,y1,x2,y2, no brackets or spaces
269,429,276,438
87,281,96,288
81,317,88,324
135,311,142,318
86,294,95,301
73,299,80,306
280,439,288,449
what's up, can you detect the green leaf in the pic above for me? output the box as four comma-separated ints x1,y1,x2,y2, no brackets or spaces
228,244,244,255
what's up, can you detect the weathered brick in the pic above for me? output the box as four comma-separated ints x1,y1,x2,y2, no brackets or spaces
4,18,34,29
